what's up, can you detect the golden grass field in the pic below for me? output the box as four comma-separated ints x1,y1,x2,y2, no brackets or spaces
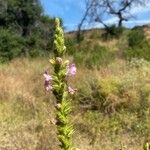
0,56,149,150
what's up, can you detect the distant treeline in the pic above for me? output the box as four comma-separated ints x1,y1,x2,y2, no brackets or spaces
0,0,61,62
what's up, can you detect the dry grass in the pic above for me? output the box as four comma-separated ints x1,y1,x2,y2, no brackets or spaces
0,58,59,150
0,58,149,150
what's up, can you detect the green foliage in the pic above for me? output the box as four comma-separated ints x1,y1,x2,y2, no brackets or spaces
32,16,55,52
76,32,84,43
128,28,145,48
0,29,23,62
68,42,114,68
76,59,150,115
0,0,42,35
125,28,150,61
74,59,150,147
84,44,114,68
102,25,124,40
0,0,55,60
65,38,77,55
143,143,150,150
125,43,150,61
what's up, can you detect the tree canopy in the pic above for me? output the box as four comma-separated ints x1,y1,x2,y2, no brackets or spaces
0,0,56,61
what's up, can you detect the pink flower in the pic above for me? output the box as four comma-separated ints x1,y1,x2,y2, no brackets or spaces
45,84,53,91
67,64,76,76
68,86,77,95
43,71,53,91
43,72,52,81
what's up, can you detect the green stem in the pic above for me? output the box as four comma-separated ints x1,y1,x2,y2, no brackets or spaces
52,18,75,150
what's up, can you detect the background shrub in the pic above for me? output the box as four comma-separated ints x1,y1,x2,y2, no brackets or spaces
102,25,125,40
128,28,145,48
84,44,115,68
75,59,150,116
65,37,77,55
125,28,150,61
0,29,23,62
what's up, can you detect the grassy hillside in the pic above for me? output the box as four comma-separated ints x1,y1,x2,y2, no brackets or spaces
0,25,150,149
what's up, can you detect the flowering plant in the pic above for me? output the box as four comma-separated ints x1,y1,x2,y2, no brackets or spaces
43,18,76,150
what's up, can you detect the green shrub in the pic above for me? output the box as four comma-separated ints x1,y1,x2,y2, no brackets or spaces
125,28,150,61
97,77,124,113
65,37,77,55
65,37,114,68
84,44,114,68
76,59,150,115
76,75,122,113
73,51,85,65
75,75,104,111
125,44,150,61
102,25,124,40
73,44,114,68
25,34,52,57
76,31,84,43
0,29,23,62
128,28,145,48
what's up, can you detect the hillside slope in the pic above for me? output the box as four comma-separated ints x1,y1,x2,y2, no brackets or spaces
0,25,150,150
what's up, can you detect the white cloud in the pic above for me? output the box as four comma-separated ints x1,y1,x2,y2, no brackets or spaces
131,2,150,14
125,19,150,25
104,17,118,24
103,1,150,25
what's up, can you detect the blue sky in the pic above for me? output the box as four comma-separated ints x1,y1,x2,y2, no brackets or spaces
41,0,150,31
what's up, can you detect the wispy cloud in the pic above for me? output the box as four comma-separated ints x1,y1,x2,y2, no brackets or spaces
131,2,150,14
41,0,150,31
125,19,150,25
76,1,150,30
104,1,150,25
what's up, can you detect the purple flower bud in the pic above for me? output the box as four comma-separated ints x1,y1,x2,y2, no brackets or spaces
43,71,53,91
45,84,53,91
68,86,77,95
67,64,76,76
43,72,52,81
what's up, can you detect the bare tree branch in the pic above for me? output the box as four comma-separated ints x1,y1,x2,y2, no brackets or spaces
80,0,148,27
77,0,149,41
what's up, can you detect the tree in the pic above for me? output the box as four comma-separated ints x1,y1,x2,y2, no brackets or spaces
0,28,23,62
0,0,42,36
0,0,7,26
76,0,93,42
13,0,42,36
102,0,146,27
0,0,56,59
77,0,147,40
